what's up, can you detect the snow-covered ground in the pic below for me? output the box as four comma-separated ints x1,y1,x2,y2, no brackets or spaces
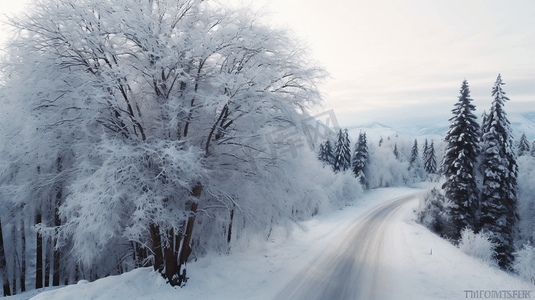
6,186,534,300
387,198,534,299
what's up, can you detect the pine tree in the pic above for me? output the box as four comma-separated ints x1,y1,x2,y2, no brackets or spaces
343,129,352,170
324,140,335,167
424,140,437,174
479,74,518,269
393,143,399,160
333,129,351,172
442,79,480,240
378,136,383,147
480,110,489,138
517,133,530,157
318,140,335,169
532,141,535,157
422,139,429,168
317,142,326,162
352,132,368,185
409,139,419,169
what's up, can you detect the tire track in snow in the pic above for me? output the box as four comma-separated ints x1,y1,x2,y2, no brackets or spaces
274,194,416,300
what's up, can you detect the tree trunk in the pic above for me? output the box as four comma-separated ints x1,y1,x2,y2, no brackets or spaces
227,209,234,244
0,216,11,296
132,241,146,268
44,238,51,287
36,214,43,289
153,184,201,287
149,224,163,273
12,245,16,295
53,205,61,286
20,218,26,292
53,157,62,286
176,184,201,286
163,229,178,285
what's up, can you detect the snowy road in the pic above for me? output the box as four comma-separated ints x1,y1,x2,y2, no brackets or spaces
274,194,416,300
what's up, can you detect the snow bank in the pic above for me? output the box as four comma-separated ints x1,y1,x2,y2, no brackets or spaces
30,268,176,300
387,199,533,300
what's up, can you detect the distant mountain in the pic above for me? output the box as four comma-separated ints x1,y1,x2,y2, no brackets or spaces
509,112,535,140
347,121,446,142
346,122,399,141
344,111,535,143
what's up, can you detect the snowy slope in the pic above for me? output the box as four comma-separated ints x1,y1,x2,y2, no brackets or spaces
10,187,533,300
510,112,535,140
386,199,533,299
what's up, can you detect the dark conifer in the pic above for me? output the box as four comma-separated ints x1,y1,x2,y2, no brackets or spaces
422,139,429,168
352,132,368,185
393,143,399,160
479,74,518,269
517,133,530,157
424,140,437,174
441,79,480,240
333,129,351,172
409,139,419,169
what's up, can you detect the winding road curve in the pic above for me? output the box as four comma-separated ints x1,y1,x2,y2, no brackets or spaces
274,194,417,300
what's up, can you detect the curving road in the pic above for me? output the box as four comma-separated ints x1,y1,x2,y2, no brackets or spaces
274,194,416,300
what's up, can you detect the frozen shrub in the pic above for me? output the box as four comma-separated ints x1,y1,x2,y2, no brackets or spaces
417,187,447,236
516,156,535,246
513,243,535,283
458,228,497,265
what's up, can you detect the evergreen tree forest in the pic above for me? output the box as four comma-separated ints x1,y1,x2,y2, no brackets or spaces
318,128,441,190
419,75,530,271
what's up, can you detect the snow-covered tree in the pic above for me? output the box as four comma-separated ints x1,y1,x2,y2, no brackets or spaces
364,136,412,189
479,74,518,269
532,141,535,157
408,139,424,181
517,133,530,157
409,139,419,169
0,0,326,287
393,143,400,160
441,79,480,240
422,139,429,168
417,187,447,235
515,155,535,248
318,140,335,169
352,132,368,185
333,129,351,172
480,110,489,138
318,143,326,161
424,140,437,174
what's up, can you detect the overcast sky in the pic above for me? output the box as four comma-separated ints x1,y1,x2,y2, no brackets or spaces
2,0,535,127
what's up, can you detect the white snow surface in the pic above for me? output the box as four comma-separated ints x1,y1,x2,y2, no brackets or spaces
7,186,533,300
